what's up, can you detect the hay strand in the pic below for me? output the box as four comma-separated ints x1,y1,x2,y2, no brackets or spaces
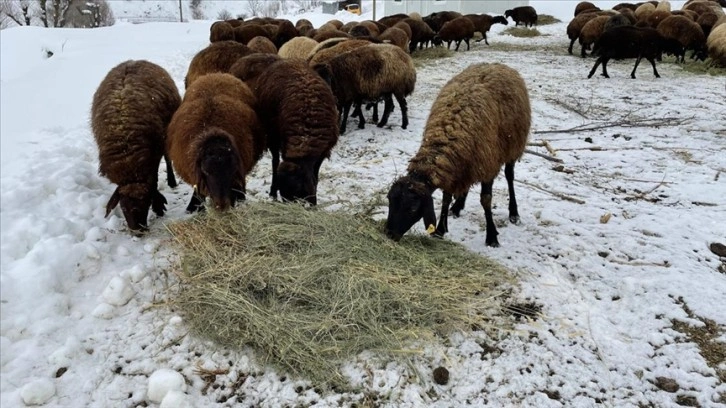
167,202,512,388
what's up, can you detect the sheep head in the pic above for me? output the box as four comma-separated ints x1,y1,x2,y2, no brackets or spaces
493,15,509,25
106,183,155,234
195,133,240,212
277,159,317,205
385,174,436,242
504,9,514,19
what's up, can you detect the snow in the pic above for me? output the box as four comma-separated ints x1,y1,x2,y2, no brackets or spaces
1,1,725,407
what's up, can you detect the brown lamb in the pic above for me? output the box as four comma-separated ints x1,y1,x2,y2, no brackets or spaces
228,53,282,88
166,73,265,212
579,15,611,57
463,14,509,45
385,63,530,247
210,21,234,42
252,59,340,205
575,1,600,16
184,41,254,88
435,16,476,51
378,26,410,52
403,17,436,52
91,60,181,233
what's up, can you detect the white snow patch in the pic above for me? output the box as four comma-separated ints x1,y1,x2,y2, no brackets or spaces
100,276,135,306
147,368,187,403
20,378,55,406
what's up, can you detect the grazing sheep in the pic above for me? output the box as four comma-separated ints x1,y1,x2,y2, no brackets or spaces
252,59,340,205
575,1,600,16
423,11,463,32
697,12,720,36
435,16,476,51
278,36,319,59
707,21,726,65
385,63,530,247
605,13,635,32
645,10,673,28
313,29,352,43
464,14,509,45
588,25,669,78
167,73,265,212
378,26,410,52
229,53,282,88
210,21,234,42
656,1,672,12
233,24,269,45
579,15,611,57
657,15,708,61
185,41,254,89
505,6,538,27
312,43,416,133
635,2,657,21
247,36,278,54
378,13,409,27
567,11,604,54
403,17,437,52
613,3,639,11
307,39,372,67
91,60,181,233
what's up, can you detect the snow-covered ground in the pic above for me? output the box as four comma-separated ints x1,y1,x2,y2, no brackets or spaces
2,1,725,407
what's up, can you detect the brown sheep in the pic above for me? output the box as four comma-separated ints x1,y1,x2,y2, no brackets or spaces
464,14,509,45
313,29,352,43
403,17,436,52
296,18,313,30
378,26,410,52
683,1,716,17
185,41,254,89
435,16,476,51
91,60,180,233
567,10,615,54
234,24,269,45
378,13,409,28
167,73,265,212
312,43,416,133
247,36,278,54
349,24,374,39
229,53,282,88
385,63,530,247
423,11,463,32
505,6,538,27
656,0,672,12
645,10,673,28
358,20,383,37
613,3,639,11
225,19,243,28
657,15,708,61
272,19,298,48
707,21,726,66
340,21,357,33
318,22,340,32
579,15,611,57
393,21,413,40
298,23,315,37
575,1,600,16
210,21,234,42
252,59,340,205
635,2,657,21
307,39,372,69
620,8,638,25
672,9,700,20
278,36,319,59
698,12,720,36
604,13,634,32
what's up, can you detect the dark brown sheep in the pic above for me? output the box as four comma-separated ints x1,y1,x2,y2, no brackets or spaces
252,59,340,205
463,14,509,45
91,60,180,233
379,26,410,52
435,16,476,51
272,19,298,48
505,6,538,27
295,18,313,30
312,43,416,133
225,19,243,28
671,9,699,20
234,24,269,45
393,20,413,40
378,13,409,28
613,3,639,11
588,25,671,78
575,1,600,16
620,8,638,25
210,21,234,42
423,11,463,32
313,29,352,43
579,15,611,57
167,73,265,212
229,53,282,88
657,15,708,61
349,24,374,39
297,23,315,37
604,13,634,32
403,17,436,52
247,36,278,54
385,63,530,247
697,12,719,36
185,41,254,89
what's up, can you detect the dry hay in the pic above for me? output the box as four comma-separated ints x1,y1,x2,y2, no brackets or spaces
503,27,542,37
537,14,562,25
168,202,512,388
411,46,455,68
678,59,726,76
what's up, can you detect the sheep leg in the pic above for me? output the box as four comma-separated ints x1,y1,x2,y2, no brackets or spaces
355,100,366,129
587,57,604,79
340,102,351,133
601,58,610,78
163,153,177,188
435,192,453,236
484,33,489,45
455,40,462,51
377,94,395,128
447,41,452,50
185,193,205,213
480,181,500,247
465,38,470,51
393,92,408,130
646,57,660,78
450,192,468,217
505,161,520,224
568,38,575,55
151,189,167,216
270,149,280,199
631,56,643,79
580,43,587,58
370,101,379,123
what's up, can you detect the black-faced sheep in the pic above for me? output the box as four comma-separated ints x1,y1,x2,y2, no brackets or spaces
166,73,265,212
579,15,611,57
185,41,254,88
278,36,319,59
435,16,476,51
247,35,278,54
210,21,234,42
252,59,340,205
403,17,437,52
575,1,600,16
312,43,416,133
91,60,181,233
588,25,670,78
707,21,726,66
505,6,538,27
385,63,530,247
464,14,508,45
657,15,708,61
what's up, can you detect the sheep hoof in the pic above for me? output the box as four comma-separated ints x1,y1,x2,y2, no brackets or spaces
485,238,500,247
509,215,520,225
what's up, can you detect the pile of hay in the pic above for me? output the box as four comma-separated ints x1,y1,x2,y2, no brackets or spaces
503,27,542,37
537,14,562,25
168,202,512,387
411,46,455,68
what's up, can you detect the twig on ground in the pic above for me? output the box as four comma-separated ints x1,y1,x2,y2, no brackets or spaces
624,175,668,202
524,148,563,163
534,115,692,135
716,171,721,182
545,97,589,118
609,259,671,268
692,201,718,207
516,179,586,204
542,139,557,156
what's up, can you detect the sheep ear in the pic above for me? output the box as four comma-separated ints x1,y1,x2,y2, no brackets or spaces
422,194,436,232
105,188,120,218
312,63,333,88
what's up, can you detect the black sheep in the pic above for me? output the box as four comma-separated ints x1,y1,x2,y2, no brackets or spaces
505,6,538,27
588,25,670,78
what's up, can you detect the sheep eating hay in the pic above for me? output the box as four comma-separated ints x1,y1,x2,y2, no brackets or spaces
386,63,531,247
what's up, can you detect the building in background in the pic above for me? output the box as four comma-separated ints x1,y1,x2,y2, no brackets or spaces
381,0,530,16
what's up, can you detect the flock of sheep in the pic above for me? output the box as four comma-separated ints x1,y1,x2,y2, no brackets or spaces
568,0,726,78
90,0,724,246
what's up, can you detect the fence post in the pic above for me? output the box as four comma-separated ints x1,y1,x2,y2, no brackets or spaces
178,0,183,22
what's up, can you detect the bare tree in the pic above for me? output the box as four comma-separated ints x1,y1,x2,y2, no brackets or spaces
261,1,280,18
246,0,263,17
190,0,204,20
36,0,72,27
292,0,321,12
73,0,113,27
1,0,34,28
217,9,232,20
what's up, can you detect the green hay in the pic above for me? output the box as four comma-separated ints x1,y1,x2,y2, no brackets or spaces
503,27,542,37
168,201,512,388
536,14,561,25
411,46,455,68
677,59,726,76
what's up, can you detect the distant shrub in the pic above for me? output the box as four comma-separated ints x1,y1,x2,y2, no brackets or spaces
190,0,205,20
217,9,232,20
